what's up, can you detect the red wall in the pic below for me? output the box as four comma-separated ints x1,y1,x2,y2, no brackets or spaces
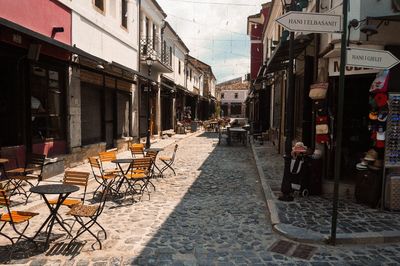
250,23,263,81
0,0,71,45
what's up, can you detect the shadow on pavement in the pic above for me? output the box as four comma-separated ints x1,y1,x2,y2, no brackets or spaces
132,132,273,265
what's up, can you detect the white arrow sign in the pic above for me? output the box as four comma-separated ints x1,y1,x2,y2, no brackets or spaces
346,48,400,69
276,11,342,33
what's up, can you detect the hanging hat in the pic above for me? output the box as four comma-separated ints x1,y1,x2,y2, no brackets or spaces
364,149,378,161
369,111,378,120
378,107,388,122
371,131,377,140
376,140,385,148
369,96,378,109
374,93,388,107
377,131,385,141
369,159,383,170
316,134,329,144
356,159,369,171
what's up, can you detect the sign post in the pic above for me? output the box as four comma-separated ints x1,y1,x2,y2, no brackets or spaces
275,11,342,33
347,47,400,69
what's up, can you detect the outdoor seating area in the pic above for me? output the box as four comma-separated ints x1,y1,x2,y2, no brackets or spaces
0,143,179,261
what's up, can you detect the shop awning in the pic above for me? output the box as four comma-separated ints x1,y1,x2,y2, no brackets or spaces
265,34,313,74
0,17,142,79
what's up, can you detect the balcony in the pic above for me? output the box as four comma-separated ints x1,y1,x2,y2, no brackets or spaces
140,36,172,73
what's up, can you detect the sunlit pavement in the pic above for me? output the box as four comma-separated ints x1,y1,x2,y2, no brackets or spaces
2,132,400,265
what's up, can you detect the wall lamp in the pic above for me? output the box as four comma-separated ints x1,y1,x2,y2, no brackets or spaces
348,18,384,45
51,27,64,38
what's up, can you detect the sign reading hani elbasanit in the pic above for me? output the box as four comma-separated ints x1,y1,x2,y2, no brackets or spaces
276,11,342,33
346,47,400,69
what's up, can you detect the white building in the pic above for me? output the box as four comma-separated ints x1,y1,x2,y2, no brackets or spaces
56,0,141,160
138,0,172,138
217,78,249,118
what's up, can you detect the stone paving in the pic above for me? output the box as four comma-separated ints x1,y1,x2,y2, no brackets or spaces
253,141,400,243
2,132,400,265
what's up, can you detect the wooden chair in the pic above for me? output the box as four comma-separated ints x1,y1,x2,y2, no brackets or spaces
88,157,118,197
48,171,90,207
67,181,113,250
159,144,178,176
145,150,162,178
5,153,46,203
124,157,153,201
98,151,120,175
129,143,145,158
0,190,38,250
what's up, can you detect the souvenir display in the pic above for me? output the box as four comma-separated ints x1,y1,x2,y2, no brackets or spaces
384,94,400,167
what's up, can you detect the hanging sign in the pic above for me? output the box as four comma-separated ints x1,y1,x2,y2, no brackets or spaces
275,11,342,33
347,48,400,69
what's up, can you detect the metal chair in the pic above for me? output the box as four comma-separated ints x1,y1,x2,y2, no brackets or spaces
159,144,178,176
66,181,113,250
48,171,90,207
145,150,162,178
124,157,154,201
98,151,120,175
5,153,46,203
88,157,118,197
0,190,38,251
129,143,145,158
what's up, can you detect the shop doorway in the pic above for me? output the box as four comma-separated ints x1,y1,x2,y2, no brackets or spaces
329,74,376,180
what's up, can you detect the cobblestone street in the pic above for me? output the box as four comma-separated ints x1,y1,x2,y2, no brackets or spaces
2,133,400,265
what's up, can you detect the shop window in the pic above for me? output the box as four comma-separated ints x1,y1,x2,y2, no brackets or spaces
94,0,105,13
121,0,128,29
30,65,65,143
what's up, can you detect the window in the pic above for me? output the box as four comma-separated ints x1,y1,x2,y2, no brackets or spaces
121,0,128,28
190,69,192,81
178,61,181,74
234,92,239,99
94,0,105,12
30,65,65,142
221,93,224,99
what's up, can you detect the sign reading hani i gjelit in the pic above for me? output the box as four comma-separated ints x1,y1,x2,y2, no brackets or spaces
275,11,342,33
346,47,400,69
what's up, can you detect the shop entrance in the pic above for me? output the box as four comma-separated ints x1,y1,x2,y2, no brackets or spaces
329,74,376,180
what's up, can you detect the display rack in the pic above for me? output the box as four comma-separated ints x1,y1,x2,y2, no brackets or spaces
381,93,400,209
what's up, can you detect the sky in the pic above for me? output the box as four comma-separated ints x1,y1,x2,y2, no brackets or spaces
157,0,268,83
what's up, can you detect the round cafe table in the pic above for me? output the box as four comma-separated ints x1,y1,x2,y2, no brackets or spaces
30,184,79,248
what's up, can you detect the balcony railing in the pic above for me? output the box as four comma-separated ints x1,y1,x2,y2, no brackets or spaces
140,36,171,69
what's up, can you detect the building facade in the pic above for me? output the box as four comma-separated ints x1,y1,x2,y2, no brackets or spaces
217,78,249,118
250,0,400,203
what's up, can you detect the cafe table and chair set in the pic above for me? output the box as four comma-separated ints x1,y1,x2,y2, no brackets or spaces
0,143,178,258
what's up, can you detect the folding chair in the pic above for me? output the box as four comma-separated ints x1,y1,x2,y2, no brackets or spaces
88,157,118,197
159,144,178,176
124,157,154,201
129,143,145,158
5,153,46,203
98,151,120,176
67,181,113,250
48,171,90,207
145,150,162,177
0,190,38,247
